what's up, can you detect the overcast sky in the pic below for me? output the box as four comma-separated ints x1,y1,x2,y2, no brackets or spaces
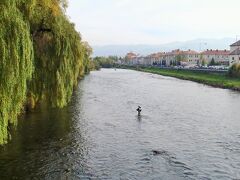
67,0,240,46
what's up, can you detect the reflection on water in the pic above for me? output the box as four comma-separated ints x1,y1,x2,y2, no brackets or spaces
137,115,142,122
1,69,240,179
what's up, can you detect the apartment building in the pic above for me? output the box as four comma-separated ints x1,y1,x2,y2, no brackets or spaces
156,49,200,66
125,52,138,65
178,50,200,65
201,49,230,65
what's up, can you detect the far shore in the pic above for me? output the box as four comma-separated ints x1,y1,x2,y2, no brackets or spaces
118,65,240,91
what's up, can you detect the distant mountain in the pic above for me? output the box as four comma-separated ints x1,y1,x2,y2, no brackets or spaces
93,38,236,57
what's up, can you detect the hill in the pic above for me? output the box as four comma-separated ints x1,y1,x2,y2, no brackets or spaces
93,38,236,57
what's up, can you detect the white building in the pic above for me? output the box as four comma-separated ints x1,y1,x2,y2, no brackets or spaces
201,49,230,65
179,50,200,66
148,52,166,65
159,49,200,66
138,49,200,66
125,52,138,65
124,43,240,67
229,40,240,66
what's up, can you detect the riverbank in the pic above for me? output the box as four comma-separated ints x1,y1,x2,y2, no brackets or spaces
120,66,240,91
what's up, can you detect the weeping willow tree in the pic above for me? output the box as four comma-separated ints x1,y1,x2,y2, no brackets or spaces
0,0,91,144
0,2,34,144
27,0,92,108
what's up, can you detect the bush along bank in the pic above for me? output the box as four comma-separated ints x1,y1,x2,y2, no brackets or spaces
228,63,240,78
0,0,92,144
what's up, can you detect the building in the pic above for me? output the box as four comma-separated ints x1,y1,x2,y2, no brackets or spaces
201,49,230,65
160,49,200,66
124,49,201,67
229,40,240,66
124,41,240,67
146,52,165,65
125,52,137,60
152,50,179,66
125,52,138,65
178,50,200,66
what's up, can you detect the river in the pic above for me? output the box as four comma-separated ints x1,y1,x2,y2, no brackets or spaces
1,69,240,179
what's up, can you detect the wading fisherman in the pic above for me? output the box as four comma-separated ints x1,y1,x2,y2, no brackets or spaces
136,106,142,116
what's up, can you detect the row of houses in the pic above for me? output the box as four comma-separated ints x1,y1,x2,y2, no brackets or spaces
125,40,240,67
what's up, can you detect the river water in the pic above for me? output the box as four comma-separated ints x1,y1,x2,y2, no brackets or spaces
1,69,240,180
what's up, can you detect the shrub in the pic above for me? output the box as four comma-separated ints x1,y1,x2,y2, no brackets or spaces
228,63,240,78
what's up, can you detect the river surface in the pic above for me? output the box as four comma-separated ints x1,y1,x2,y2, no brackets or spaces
1,69,240,180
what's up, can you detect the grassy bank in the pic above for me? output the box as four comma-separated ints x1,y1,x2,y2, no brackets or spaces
123,66,240,91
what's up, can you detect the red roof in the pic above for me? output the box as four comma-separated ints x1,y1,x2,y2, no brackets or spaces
147,52,166,58
166,49,199,56
201,49,230,55
125,52,138,60
181,50,199,55
126,52,137,56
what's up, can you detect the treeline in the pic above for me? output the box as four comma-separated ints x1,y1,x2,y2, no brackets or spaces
0,0,92,144
91,56,121,69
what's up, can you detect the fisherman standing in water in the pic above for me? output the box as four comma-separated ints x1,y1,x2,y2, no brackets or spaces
136,106,142,116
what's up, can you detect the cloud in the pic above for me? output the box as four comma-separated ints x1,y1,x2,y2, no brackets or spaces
67,0,240,46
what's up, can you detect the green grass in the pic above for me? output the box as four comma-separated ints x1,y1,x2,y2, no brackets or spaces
125,66,240,91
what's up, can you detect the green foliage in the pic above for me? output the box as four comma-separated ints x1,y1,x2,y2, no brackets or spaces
28,13,91,108
173,61,177,66
0,0,91,144
201,60,206,66
93,56,119,68
0,2,34,144
89,60,101,71
228,63,240,78
209,58,220,66
175,55,186,65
